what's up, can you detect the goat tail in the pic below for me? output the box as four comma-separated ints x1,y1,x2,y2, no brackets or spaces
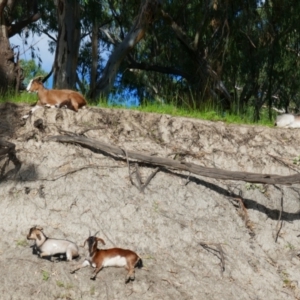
135,257,143,269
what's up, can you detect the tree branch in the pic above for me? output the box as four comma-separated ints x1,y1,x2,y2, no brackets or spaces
40,29,56,42
8,12,41,37
127,59,190,79
47,135,300,186
160,9,196,53
90,0,161,99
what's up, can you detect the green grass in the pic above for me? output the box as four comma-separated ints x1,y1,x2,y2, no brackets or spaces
16,239,29,247
41,270,50,281
0,91,37,104
0,93,275,127
102,101,274,126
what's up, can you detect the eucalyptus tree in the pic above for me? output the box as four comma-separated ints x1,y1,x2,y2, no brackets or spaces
222,0,300,120
89,0,162,100
0,0,41,93
20,59,47,86
98,0,232,108
4,0,300,122
53,0,81,89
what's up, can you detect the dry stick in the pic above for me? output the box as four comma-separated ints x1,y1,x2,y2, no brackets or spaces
134,163,160,193
268,153,300,173
199,242,225,276
15,165,113,182
141,167,160,193
79,126,107,135
275,194,284,243
122,147,140,190
46,135,300,185
58,129,79,136
121,148,159,193
134,163,143,192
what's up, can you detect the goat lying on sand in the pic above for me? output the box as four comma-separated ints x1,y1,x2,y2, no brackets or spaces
71,233,143,283
27,226,79,261
275,113,300,128
22,77,87,119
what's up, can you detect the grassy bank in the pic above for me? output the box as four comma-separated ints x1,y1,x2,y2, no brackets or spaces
0,93,275,127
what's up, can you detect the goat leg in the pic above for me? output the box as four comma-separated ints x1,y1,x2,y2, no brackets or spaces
70,259,90,274
90,266,103,280
39,252,53,262
125,267,135,283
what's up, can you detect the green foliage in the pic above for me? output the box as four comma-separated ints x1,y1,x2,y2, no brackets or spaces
245,183,266,193
293,156,300,166
41,270,50,281
56,281,73,289
56,281,64,288
20,60,48,86
16,239,28,247
0,91,37,105
6,0,300,121
90,285,96,296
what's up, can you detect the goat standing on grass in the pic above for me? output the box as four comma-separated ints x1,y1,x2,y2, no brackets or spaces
27,226,79,261
22,77,87,119
71,233,143,283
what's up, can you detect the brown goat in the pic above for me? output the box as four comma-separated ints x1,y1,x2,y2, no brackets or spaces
22,77,87,119
71,235,143,283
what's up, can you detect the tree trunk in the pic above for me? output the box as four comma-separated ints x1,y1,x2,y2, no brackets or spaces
53,0,81,89
0,0,16,94
89,18,98,95
90,0,161,100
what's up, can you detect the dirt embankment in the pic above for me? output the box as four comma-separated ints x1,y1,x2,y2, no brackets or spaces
1,102,300,300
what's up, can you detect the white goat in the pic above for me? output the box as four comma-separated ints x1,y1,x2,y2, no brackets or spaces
275,114,300,128
27,226,79,261
22,77,87,119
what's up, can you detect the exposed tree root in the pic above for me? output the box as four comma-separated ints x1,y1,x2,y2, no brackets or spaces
199,241,226,276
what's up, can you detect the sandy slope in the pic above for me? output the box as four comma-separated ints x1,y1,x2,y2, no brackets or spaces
1,103,300,299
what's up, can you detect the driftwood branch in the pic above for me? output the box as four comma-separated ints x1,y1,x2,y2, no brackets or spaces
46,135,300,185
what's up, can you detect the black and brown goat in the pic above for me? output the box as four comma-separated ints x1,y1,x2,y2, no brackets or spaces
71,234,143,283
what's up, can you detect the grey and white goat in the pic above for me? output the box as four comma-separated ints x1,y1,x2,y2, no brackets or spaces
27,226,79,261
275,114,300,128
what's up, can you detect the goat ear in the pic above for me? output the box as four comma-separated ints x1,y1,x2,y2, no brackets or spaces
96,238,105,245
33,76,44,82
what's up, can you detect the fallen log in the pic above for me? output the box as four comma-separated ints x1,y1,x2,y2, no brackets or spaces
47,135,300,185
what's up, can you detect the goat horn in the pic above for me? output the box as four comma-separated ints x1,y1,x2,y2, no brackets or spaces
94,231,99,237
83,238,88,248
